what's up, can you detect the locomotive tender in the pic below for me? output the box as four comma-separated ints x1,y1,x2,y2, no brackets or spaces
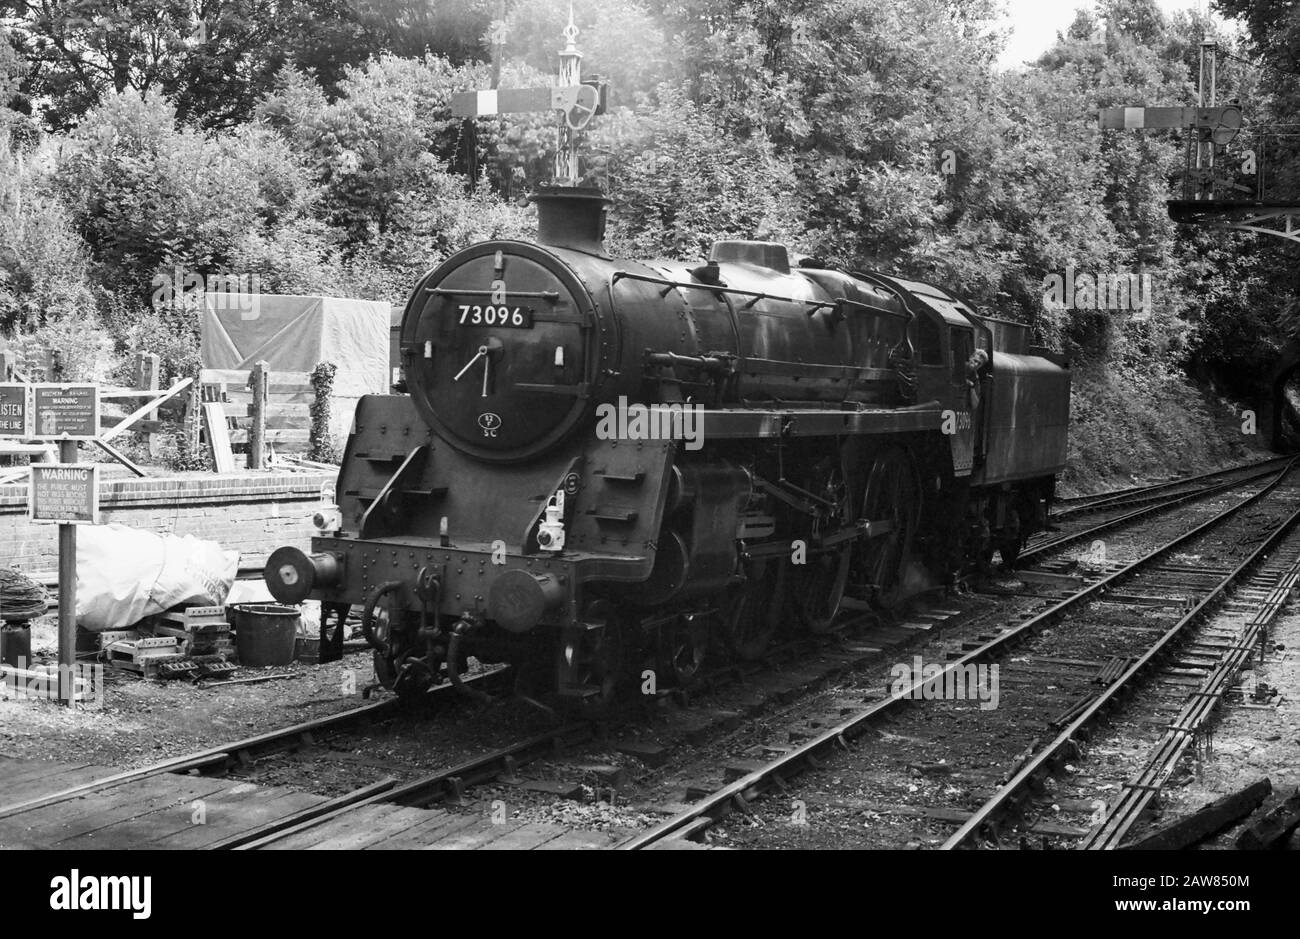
265,187,1070,705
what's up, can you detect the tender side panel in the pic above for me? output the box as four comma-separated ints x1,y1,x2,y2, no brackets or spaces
975,352,1071,486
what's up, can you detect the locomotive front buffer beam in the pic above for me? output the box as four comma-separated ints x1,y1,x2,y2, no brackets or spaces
264,536,633,700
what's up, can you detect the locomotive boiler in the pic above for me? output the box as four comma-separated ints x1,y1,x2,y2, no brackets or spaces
265,186,1070,707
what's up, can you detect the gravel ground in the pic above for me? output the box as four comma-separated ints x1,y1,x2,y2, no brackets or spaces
0,617,380,770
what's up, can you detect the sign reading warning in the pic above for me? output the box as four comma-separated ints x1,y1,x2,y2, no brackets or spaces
29,464,100,524
31,385,98,439
0,383,28,438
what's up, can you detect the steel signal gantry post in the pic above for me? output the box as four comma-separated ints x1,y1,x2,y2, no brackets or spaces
554,10,583,185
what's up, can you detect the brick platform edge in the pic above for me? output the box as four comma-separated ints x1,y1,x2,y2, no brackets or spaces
0,471,337,573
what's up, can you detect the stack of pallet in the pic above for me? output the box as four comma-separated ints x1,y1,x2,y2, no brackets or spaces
101,634,189,678
99,606,238,680
152,606,234,657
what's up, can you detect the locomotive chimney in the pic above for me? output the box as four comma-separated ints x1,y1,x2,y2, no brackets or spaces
532,185,609,255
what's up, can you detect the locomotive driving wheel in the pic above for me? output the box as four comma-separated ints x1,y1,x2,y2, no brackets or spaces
855,446,919,605
797,465,852,633
724,558,785,660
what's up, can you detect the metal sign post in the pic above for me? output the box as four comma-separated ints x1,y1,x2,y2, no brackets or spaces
57,445,80,705
0,382,101,705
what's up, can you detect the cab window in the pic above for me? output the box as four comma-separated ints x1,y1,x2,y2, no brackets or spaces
916,314,942,364
950,328,973,381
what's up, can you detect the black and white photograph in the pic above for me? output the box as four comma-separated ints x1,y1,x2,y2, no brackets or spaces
0,0,1294,917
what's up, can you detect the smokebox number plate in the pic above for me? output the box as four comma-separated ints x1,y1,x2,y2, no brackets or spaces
456,304,534,328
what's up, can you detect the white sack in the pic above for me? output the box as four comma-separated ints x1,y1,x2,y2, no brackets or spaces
76,524,239,631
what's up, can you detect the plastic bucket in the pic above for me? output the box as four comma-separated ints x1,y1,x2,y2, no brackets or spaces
233,603,300,667
75,626,98,655
0,625,32,669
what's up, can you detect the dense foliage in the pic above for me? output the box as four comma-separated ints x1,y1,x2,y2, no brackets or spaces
0,0,1295,481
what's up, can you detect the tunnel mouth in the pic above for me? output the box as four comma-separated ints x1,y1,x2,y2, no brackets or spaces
1273,364,1300,452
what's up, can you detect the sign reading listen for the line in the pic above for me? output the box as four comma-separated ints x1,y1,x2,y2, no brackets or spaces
29,463,100,525
0,383,27,437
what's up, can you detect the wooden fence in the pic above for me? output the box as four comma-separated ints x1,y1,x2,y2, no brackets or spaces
0,352,192,483
0,345,319,476
198,365,314,471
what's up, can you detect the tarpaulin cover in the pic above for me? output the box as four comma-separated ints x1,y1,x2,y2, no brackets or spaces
200,294,390,398
200,293,391,441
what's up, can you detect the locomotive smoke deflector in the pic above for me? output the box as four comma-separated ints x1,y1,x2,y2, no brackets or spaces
532,185,610,255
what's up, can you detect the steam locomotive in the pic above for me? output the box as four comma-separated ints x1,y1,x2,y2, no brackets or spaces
265,187,1070,706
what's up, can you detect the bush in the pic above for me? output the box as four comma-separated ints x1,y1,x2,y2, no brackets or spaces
100,294,201,386
0,137,99,334
1061,363,1263,495
597,87,807,259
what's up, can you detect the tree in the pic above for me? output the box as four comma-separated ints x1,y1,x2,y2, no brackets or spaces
1,0,492,130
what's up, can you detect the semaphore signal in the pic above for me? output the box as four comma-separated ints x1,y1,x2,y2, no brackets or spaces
450,7,608,187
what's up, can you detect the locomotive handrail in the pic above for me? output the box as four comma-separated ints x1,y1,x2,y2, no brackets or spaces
425,286,561,302
850,270,916,359
611,269,836,312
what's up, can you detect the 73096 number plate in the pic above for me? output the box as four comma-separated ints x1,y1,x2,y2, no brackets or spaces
456,304,533,328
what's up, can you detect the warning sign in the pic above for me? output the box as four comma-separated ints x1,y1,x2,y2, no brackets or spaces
29,464,100,525
0,383,28,438
31,385,98,439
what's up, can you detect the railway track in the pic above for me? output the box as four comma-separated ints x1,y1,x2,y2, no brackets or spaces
620,457,1300,849
5,456,1291,851
217,457,1300,850
227,606,983,848
0,603,953,849
943,468,1300,848
1051,455,1290,516
1008,546,1300,850
1026,458,1287,563
0,669,515,846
